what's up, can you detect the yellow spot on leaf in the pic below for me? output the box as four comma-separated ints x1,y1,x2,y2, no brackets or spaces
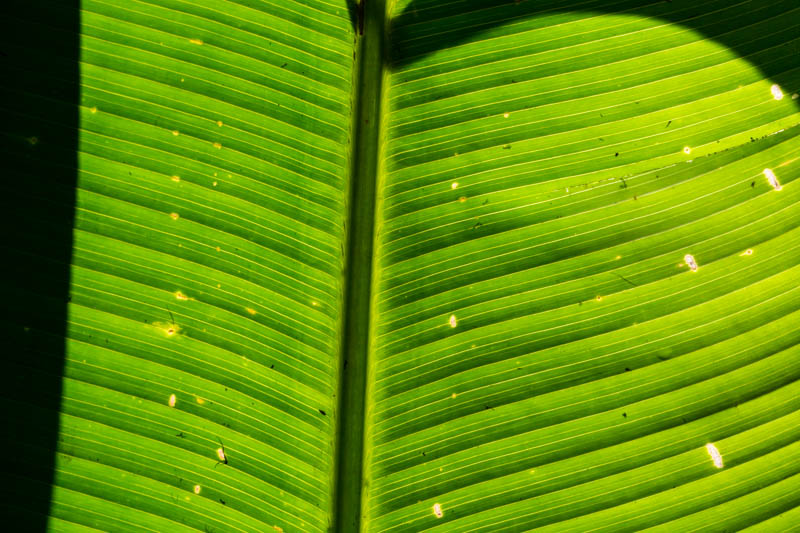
245,307,257,315
451,392,457,399
90,106,97,114
213,142,222,149
189,38,203,45
175,291,188,301
172,130,179,136
170,213,180,220
193,485,201,494
171,175,180,182
212,181,218,187
217,120,223,127
458,196,467,203
27,136,39,146
154,320,180,336
196,397,205,405
740,249,754,256
216,447,226,462
503,112,510,118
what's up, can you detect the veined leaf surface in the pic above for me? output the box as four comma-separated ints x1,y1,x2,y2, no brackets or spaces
1,0,798,531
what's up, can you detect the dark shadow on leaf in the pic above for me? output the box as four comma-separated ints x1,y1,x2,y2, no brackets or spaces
0,0,79,529
390,0,799,86
347,0,360,34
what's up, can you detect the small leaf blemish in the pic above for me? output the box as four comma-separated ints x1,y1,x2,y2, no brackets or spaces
706,443,724,468
684,254,699,272
764,168,781,191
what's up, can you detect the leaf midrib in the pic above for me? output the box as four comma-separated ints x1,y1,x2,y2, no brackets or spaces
333,1,389,532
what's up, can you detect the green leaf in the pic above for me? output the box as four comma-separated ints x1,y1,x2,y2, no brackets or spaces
1,0,798,532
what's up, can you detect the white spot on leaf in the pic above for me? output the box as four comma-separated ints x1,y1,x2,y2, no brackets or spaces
684,254,699,272
706,443,723,468
771,84,784,101
168,394,177,407
764,168,782,191
683,146,692,155
193,485,201,494
449,315,457,328
433,503,443,518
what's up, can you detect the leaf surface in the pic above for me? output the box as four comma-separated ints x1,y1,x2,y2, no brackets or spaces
1,1,799,532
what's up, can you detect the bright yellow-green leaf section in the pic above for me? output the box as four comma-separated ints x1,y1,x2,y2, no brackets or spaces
364,1,800,531
60,1,354,531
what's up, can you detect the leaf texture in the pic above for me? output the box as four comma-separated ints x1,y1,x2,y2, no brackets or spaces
364,1,800,530
2,0,355,531
2,0,800,531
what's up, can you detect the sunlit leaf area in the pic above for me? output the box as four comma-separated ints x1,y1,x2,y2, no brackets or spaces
1,0,798,531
